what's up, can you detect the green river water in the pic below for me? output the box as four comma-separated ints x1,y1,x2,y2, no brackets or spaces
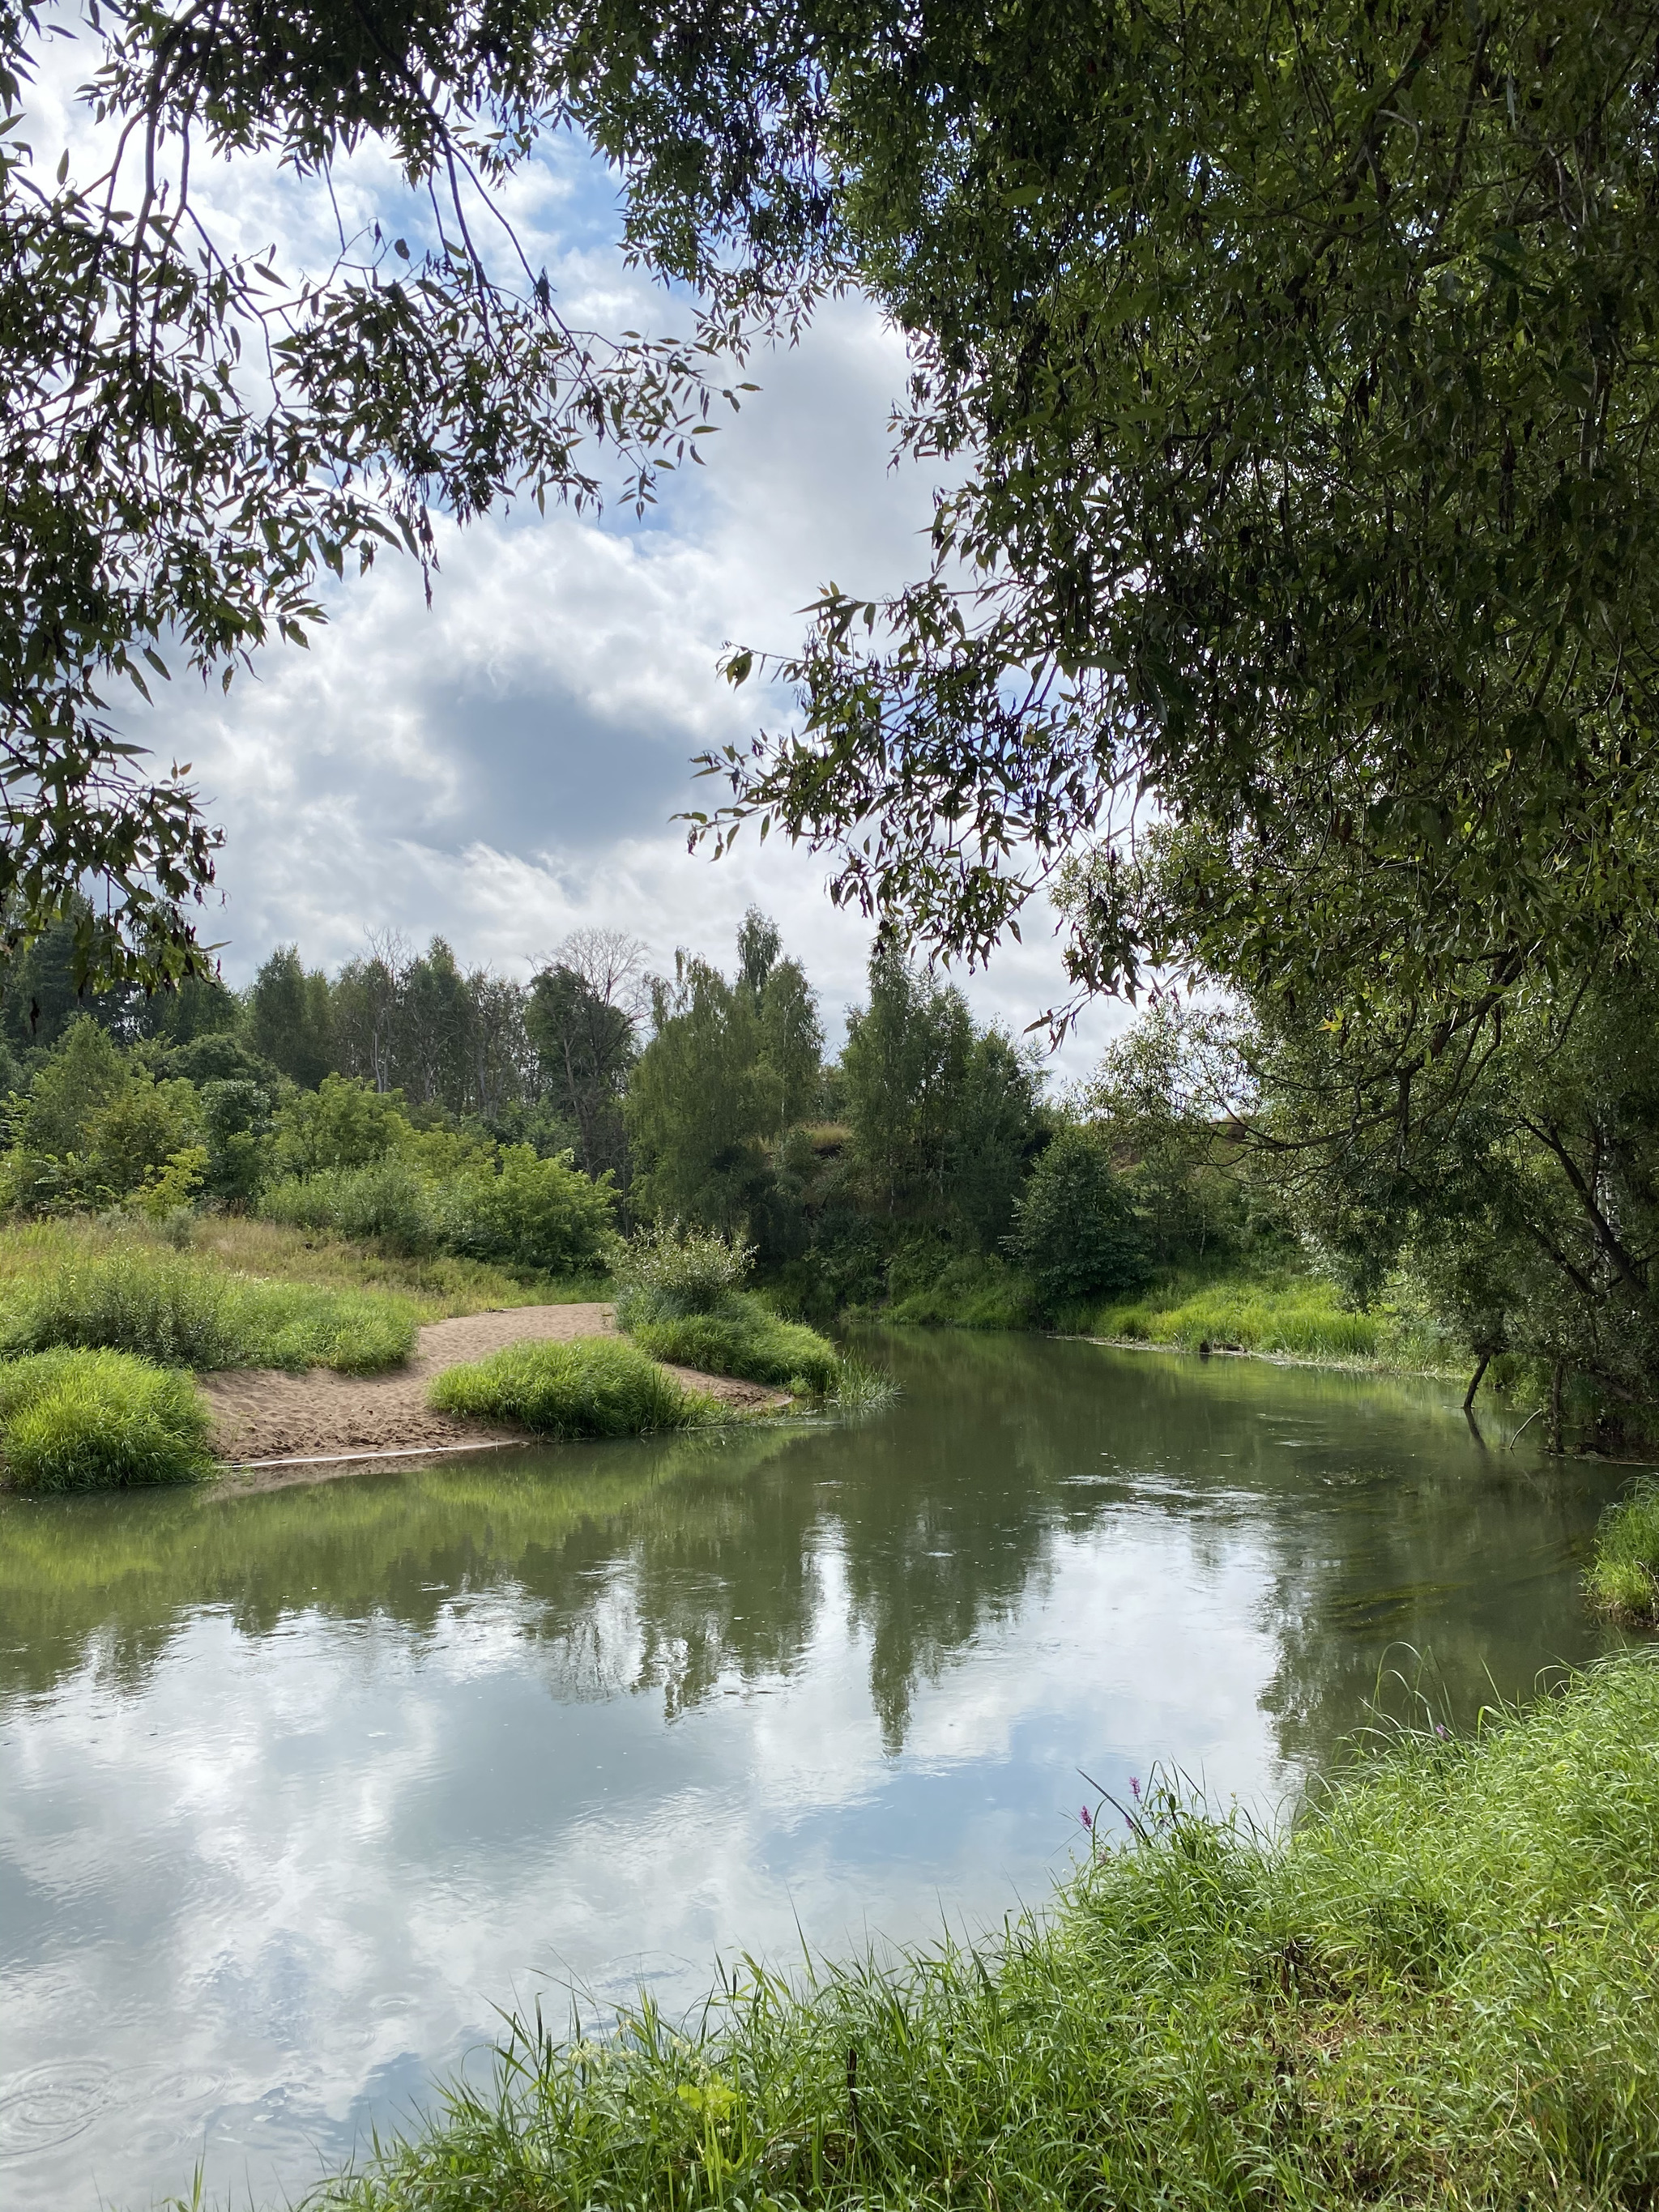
0,1331,1641,2209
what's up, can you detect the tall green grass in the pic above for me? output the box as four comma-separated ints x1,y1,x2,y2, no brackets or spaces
429,1336,713,1438
309,1656,1659,2212
0,1242,417,1372
1586,1477,1659,1625
0,1349,212,1492
1090,1269,1382,1362
627,1305,842,1396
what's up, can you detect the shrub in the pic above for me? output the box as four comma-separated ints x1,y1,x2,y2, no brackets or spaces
261,1159,436,1250
628,1304,842,1396
272,1074,411,1176
1587,1478,1659,1625
433,1146,618,1274
613,1221,755,1323
429,1336,710,1437
0,1243,417,1373
0,1349,213,1492
1009,1126,1147,1311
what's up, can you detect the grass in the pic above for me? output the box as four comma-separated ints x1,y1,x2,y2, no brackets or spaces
628,1305,842,1396
884,1254,1034,1330
1586,1477,1659,1625
0,1349,212,1492
1086,1263,1384,1362
0,1216,608,1325
429,1336,714,1438
307,1653,1659,2212
0,1236,418,1373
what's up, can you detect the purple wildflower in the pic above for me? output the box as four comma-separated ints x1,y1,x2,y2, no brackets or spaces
1080,1805,1093,1831
1129,1775,1142,1801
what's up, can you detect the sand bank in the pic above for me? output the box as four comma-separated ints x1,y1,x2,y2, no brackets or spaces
199,1302,784,1468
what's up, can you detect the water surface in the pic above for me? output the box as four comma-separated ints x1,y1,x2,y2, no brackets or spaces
0,1332,1637,2209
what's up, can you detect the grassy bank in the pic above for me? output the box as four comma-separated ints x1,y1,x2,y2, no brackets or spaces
0,1216,604,1324
1587,1478,1659,1625
313,1655,1659,2212
1086,1264,1385,1364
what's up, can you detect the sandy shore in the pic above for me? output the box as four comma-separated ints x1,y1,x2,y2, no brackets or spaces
199,1302,784,1468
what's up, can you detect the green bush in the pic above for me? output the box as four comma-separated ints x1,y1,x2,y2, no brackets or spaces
263,1146,618,1276
1009,1127,1147,1311
429,1336,710,1438
1587,1478,1659,1625
433,1146,619,1274
0,1349,213,1492
261,1159,435,1249
0,1244,417,1372
628,1302,842,1395
613,1221,755,1320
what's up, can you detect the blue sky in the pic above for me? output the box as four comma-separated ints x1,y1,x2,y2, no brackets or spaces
32,50,1128,1072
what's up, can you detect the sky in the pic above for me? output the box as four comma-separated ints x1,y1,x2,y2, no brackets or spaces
35,42,1131,1075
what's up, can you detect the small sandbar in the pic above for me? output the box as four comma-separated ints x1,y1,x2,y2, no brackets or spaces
199,1302,785,1471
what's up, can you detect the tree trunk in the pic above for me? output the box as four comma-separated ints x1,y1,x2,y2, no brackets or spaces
1462,1353,1490,1415
1549,1359,1565,1455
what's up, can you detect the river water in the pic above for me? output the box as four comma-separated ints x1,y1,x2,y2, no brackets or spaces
0,1332,1639,2210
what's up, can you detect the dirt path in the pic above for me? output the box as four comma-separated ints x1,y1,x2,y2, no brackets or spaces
198,1302,783,1468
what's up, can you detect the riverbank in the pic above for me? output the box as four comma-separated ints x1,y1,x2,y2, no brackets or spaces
314,1652,1659,2212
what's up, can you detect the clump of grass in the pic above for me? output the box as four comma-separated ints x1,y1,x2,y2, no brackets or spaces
0,1240,417,1373
629,1306,842,1396
1586,1477,1659,1625
429,1336,713,1438
827,1357,900,1412
0,1349,213,1493
313,1656,1659,2212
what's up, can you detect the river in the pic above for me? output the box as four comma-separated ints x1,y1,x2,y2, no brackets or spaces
0,1331,1637,2209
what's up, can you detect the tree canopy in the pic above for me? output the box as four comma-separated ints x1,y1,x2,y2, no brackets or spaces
691,0,1659,1040
11,0,1659,1041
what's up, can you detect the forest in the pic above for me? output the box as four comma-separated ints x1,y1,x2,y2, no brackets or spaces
4,892,1656,1454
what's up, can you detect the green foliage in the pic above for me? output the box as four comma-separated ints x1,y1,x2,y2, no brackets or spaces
197,1078,277,1204
626,917,821,1248
613,1220,755,1319
1243,949,1659,1433
0,1349,212,1492
1010,1127,1145,1313
429,1335,710,1438
317,1656,1659,2212
1586,1481,1659,1627
695,6,1659,1038
527,957,638,1179
841,948,972,1217
263,1145,619,1274
435,1146,620,1274
885,1251,1033,1330
629,1304,840,1396
273,1073,407,1176
1084,1003,1254,1264
616,1222,839,1392
261,1158,435,1248
0,1242,416,1372
19,1015,128,1159
249,945,335,1088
